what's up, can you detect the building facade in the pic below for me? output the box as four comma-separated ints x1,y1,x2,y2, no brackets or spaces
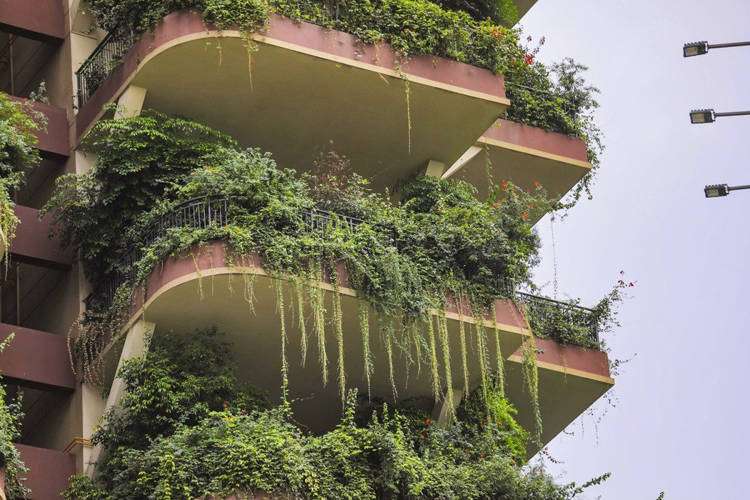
1,0,614,497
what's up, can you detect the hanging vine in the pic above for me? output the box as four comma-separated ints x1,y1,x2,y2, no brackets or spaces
274,278,289,401
331,276,346,406
358,300,372,400
426,314,441,402
294,277,308,367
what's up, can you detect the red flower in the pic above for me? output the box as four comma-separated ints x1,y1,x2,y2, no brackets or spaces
524,53,534,65
521,211,529,221
532,180,542,189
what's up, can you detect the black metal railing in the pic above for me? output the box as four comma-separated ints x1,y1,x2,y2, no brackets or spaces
76,25,137,107
85,197,363,308
516,292,599,346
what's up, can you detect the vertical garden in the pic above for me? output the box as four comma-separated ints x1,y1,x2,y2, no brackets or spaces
0,0,625,497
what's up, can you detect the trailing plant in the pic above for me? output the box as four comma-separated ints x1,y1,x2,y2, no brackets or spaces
0,335,29,499
64,330,607,499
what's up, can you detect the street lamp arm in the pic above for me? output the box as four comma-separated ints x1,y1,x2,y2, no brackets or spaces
714,110,750,118
708,41,750,50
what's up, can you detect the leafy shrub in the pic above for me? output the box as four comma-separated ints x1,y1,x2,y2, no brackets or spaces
64,330,606,499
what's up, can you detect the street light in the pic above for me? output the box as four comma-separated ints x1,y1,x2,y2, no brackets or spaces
704,183,750,198
690,109,750,124
683,40,750,57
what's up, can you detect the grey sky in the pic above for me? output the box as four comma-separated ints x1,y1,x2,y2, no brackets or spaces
519,1,750,498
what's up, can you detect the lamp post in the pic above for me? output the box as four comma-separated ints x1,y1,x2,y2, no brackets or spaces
704,184,750,198
683,40,750,57
690,109,750,124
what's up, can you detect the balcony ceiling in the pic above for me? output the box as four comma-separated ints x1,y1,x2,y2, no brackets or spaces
134,37,504,191
514,0,539,18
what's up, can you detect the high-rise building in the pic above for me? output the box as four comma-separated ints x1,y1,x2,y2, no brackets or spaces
1,1,614,497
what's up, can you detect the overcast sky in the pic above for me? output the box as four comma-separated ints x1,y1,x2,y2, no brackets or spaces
519,1,750,498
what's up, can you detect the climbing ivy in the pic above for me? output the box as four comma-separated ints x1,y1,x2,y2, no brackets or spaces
63,329,608,499
0,335,29,500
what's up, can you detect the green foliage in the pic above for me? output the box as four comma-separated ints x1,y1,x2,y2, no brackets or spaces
46,112,238,284
0,92,40,185
0,92,42,263
92,328,268,489
431,0,518,24
64,331,606,499
505,57,603,202
0,335,28,499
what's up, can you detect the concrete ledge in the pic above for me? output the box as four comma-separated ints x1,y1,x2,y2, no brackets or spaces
11,205,71,268
9,97,69,158
0,0,65,42
17,444,76,499
0,323,75,391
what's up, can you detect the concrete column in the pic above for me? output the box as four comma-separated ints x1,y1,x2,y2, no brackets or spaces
114,85,148,119
443,145,483,179
85,319,155,477
423,159,446,178
432,387,464,425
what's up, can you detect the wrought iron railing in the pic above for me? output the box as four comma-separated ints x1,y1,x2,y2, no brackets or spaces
516,292,600,346
85,197,363,308
76,25,137,107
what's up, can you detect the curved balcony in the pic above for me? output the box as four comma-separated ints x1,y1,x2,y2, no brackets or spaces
89,196,612,438
105,240,529,432
75,10,509,192
444,119,591,201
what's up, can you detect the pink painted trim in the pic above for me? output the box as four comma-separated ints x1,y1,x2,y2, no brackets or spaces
483,119,588,163
0,323,75,390
16,444,76,499
12,205,71,267
513,337,611,378
9,97,69,158
77,10,506,140
131,241,526,330
0,0,65,41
